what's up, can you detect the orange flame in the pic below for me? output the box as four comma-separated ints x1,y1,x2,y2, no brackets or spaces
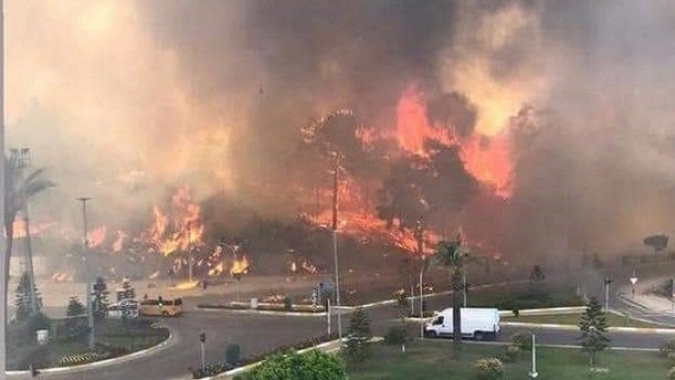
395,87,454,156
88,226,107,249
230,255,249,275
142,185,204,256
394,86,513,197
12,220,55,239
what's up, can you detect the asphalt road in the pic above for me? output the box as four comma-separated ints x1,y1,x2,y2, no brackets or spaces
10,264,675,380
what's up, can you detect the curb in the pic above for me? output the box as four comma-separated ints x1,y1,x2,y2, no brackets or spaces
195,307,329,317
8,327,175,376
501,321,675,334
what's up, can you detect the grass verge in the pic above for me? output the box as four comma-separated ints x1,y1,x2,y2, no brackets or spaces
502,312,666,329
349,340,668,380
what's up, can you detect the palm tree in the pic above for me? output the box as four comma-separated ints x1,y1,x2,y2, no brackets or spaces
433,237,486,359
3,157,55,314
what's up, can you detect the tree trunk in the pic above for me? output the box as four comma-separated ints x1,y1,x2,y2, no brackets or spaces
451,271,462,360
4,220,13,325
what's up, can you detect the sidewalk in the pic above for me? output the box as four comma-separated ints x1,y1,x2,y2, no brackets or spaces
619,276,675,316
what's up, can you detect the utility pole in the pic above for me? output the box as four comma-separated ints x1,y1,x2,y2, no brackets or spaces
78,197,95,350
0,0,7,377
331,153,342,341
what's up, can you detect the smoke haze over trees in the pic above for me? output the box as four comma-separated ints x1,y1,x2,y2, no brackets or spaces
6,0,675,263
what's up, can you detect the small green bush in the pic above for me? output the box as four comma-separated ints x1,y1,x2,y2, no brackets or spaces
510,332,532,351
668,365,675,380
383,326,408,345
661,339,675,357
283,297,293,311
226,343,242,366
498,345,519,363
474,358,504,380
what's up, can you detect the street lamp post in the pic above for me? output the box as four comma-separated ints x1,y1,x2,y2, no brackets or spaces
330,153,343,341
603,277,612,311
629,269,638,300
529,332,538,379
419,262,425,339
77,197,95,350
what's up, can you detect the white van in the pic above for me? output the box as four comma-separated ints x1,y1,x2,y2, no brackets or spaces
424,307,500,340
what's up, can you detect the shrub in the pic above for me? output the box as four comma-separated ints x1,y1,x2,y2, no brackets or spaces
283,297,293,311
661,339,675,357
473,358,504,380
59,352,109,366
383,326,408,345
668,366,675,380
511,332,532,351
237,350,346,380
498,345,519,363
226,343,242,366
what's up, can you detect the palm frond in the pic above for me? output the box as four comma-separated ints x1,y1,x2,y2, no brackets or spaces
23,179,57,197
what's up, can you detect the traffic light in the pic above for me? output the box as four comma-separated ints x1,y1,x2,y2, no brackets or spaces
158,296,164,307
604,278,612,285
199,332,206,343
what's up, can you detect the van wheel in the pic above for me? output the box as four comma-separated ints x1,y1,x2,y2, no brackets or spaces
426,330,438,338
474,332,484,341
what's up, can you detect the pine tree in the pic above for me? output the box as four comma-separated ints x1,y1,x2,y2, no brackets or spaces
92,276,110,320
66,296,85,317
119,278,137,320
342,307,372,366
579,297,610,366
120,278,136,300
14,272,42,321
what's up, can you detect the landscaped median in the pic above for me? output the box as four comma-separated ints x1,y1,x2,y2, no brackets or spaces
501,309,675,332
7,317,172,374
196,301,327,314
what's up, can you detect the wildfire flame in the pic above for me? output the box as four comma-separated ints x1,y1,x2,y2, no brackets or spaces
230,255,250,276
12,220,55,239
142,184,204,256
88,226,107,249
394,86,513,197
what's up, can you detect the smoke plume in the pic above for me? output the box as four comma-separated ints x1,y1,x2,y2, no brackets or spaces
7,0,675,263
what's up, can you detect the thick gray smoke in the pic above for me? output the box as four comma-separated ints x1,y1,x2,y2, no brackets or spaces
7,0,675,263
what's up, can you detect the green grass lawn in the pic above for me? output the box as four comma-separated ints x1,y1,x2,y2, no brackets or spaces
502,312,667,329
350,341,669,380
7,317,169,370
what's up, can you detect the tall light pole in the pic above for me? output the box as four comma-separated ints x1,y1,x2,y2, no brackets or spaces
78,197,95,349
629,269,638,300
331,153,342,340
0,0,7,377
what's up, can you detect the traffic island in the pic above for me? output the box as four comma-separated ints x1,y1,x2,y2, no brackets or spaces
7,318,172,373
196,300,327,314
